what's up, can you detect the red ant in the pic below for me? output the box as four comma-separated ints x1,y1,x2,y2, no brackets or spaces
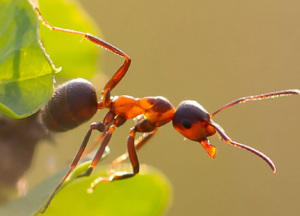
35,8,300,213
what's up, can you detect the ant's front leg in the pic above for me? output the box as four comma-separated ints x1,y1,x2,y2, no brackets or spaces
89,119,157,192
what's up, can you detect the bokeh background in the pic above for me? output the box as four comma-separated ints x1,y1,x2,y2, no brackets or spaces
26,0,300,215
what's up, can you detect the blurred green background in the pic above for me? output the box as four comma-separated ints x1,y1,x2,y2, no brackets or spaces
26,0,300,215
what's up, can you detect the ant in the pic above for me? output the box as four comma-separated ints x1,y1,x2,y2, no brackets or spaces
35,7,300,213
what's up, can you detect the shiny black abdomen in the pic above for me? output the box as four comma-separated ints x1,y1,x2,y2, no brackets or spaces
41,78,98,132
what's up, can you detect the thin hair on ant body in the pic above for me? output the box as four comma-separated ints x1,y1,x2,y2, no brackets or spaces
35,7,300,213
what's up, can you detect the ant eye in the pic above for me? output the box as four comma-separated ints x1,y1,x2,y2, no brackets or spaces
181,119,191,129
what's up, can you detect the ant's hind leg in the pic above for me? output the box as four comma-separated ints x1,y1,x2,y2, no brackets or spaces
34,7,131,97
77,116,126,178
40,122,105,213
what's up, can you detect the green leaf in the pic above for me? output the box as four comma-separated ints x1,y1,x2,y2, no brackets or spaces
41,165,171,216
39,0,102,80
0,162,172,216
0,0,58,119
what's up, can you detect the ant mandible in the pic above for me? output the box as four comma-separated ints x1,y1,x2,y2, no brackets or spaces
35,7,300,213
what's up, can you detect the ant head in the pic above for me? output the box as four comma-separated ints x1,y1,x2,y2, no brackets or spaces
172,100,215,141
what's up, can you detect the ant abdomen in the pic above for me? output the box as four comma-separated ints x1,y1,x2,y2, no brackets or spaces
41,78,98,132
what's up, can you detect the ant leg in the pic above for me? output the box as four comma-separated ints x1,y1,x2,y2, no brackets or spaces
211,89,300,117
76,125,116,178
82,132,105,159
88,127,140,192
108,129,158,174
77,116,126,178
89,119,157,192
40,122,105,213
34,8,131,96
209,120,276,173
80,113,116,159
